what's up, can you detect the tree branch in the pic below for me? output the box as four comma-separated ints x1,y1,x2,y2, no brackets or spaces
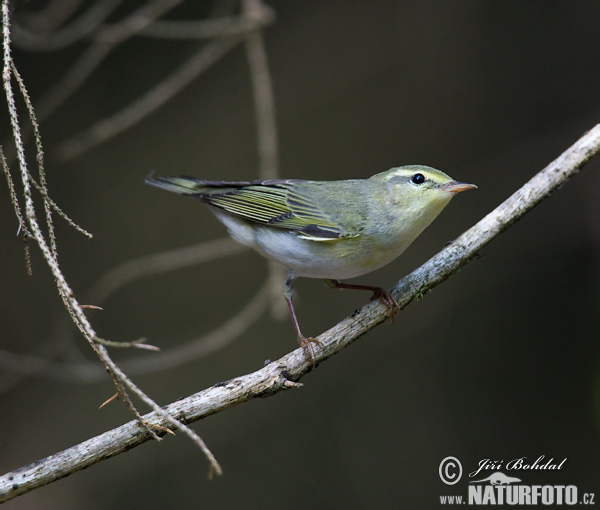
1,124,598,503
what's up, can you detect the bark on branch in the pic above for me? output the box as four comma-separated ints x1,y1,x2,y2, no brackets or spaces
1,124,599,502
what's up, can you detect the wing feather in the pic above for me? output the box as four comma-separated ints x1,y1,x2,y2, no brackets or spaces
210,185,351,239
147,176,364,240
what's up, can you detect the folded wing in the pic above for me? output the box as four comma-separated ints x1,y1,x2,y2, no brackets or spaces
146,176,363,240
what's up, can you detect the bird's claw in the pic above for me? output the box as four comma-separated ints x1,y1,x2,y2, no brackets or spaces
298,335,322,367
370,288,400,322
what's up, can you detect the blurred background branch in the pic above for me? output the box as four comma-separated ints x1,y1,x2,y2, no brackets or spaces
34,0,183,120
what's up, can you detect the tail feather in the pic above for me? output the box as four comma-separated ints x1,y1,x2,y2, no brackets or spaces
145,175,208,195
145,175,255,197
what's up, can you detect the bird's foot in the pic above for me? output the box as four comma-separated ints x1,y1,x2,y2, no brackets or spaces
297,335,323,367
370,287,400,322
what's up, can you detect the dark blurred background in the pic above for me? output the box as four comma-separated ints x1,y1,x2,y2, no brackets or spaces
1,1,599,508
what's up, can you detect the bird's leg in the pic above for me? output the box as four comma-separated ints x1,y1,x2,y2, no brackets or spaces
324,279,400,322
284,273,322,366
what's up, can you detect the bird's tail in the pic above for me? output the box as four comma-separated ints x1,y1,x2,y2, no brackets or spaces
145,175,256,197
145,175,210,196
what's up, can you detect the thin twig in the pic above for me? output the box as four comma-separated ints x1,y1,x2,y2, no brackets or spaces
0,147,31,238
94,337,160,351
105,356,223,477
11,60,93,237
2,124,598,503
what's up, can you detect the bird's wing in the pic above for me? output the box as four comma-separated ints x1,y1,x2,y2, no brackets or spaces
146,176,362,240
206,181,359,240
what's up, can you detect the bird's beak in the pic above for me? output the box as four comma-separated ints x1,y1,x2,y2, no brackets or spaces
442,181,477,194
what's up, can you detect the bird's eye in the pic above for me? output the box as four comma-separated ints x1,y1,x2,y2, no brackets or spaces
411,173,425,185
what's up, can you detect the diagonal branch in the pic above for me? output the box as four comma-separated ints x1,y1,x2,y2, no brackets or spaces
1,124,598,503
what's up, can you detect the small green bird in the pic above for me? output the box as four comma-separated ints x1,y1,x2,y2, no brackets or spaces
146,165,475,363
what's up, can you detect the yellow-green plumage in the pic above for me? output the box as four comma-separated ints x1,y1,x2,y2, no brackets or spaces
146,165,475,362
146,165,474,279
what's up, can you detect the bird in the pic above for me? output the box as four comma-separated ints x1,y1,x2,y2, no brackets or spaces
146,165,476,364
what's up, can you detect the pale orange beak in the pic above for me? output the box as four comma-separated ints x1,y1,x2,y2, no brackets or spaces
442,181,477,194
